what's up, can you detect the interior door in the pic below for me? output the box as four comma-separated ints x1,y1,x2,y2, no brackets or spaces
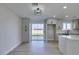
22,18,29,42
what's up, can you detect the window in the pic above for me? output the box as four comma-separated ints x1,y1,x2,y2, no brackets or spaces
62,23,72,30
67,23,72,30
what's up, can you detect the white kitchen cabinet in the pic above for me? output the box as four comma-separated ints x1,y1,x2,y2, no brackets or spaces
47,19,57,24
58,36,67,54
53,20,57,24
47,19,59,29
72,19,79,30
58,35,79,55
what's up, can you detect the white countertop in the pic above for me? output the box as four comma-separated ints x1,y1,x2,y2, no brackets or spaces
59,35,79,40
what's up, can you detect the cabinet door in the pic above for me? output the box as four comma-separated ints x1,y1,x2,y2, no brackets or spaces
72,20,79,30
58,36,66,54
47,19,57,24
77,20,79,29
53,20,57,24
72,20,76,29
47,20,52,24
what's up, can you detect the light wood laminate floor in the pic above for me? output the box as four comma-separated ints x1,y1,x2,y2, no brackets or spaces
8,41,61,55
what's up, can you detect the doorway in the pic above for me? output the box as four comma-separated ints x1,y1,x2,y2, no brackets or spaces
31,24,44,41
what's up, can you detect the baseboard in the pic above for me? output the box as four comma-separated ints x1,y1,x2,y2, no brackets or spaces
22,41,29,43
3,41,22,55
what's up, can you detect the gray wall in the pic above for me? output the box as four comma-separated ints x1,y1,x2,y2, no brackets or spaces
0,4,22,54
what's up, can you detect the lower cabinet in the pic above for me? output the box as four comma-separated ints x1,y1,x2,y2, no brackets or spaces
58,36,67,54
58,36,79,55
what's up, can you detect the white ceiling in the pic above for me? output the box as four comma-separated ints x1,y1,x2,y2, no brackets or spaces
3,3,79,20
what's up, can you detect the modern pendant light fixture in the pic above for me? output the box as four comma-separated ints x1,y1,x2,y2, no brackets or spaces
32,3,42,15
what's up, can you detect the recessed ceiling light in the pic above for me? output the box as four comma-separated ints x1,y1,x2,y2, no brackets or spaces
63,6,67,9
53,15,56,18
65,15,68,17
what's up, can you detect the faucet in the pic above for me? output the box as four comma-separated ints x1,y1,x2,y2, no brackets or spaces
66,30,70,35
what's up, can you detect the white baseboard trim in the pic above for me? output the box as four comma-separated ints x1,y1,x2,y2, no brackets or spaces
3,41,22,55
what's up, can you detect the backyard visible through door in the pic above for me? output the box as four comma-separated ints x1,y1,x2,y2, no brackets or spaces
32,24,44,41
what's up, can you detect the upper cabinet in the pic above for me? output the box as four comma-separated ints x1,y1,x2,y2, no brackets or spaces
46,18,61,29
46,18,63,30
72,19,79,30
47,19,57,24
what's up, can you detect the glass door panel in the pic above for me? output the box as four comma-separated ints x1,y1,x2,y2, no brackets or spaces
32,24,44,41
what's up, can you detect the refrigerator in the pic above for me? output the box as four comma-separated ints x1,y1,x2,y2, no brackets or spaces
46,24,57,41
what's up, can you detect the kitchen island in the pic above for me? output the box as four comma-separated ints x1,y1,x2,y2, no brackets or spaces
58,35,79,55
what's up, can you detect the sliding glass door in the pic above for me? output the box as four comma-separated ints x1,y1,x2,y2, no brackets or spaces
32,24,44,41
